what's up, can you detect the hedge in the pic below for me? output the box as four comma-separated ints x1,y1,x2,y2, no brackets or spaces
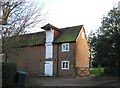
2,63,17,87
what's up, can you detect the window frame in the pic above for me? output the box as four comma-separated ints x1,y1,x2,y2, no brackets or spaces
62,43,69,52
61,61,69,69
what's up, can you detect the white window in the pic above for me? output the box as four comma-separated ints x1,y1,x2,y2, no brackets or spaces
62,43,69,52
82,31,85,39
61,61,69,69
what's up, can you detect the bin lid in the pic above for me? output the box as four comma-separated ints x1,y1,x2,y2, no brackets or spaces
17,71,27,74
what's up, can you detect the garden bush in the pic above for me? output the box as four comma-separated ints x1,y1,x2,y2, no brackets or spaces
105,66,118,76
2,63,17,87
89,67,105,76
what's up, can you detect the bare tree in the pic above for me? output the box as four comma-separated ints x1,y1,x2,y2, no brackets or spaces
1,0,46,63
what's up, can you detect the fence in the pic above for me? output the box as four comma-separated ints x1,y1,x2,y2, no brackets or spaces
76,67,105,77
76,67,90,77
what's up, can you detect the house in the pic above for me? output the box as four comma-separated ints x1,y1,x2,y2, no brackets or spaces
8,23,89,77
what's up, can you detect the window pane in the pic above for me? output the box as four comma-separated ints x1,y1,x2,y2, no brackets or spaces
66,62,68,68
63,62,65,68
66,44,68,50
63,45,66,50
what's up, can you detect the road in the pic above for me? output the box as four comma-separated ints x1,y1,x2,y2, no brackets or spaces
25,75,119,87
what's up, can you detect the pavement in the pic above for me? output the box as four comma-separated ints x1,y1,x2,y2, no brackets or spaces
25,75,119,86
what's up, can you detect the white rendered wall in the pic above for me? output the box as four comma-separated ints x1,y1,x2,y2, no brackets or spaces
45,29,54,59
45,43,53,58
46,30,54,43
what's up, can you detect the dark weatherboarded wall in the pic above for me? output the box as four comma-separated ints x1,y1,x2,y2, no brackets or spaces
8,45,45,76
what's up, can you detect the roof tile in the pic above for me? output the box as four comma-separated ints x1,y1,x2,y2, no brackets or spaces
6,24,83,47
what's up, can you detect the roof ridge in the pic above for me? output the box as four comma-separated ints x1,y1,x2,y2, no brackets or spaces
59,25,83,29
18,31,45,37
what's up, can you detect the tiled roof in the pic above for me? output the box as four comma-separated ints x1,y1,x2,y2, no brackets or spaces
54,25,83,43
7,32,45,47
18,32,45,47
7,24,83,47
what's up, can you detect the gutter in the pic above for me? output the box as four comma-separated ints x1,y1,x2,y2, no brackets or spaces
53,41,76,44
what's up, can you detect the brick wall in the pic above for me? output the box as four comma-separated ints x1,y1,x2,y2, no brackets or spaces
76,27,89,76
8,45,45,76
53,42,76,77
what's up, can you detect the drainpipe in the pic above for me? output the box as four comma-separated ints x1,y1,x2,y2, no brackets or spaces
57,44,59,77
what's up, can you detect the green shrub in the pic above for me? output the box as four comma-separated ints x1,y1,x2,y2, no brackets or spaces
89,67,105,75
2,63,17,87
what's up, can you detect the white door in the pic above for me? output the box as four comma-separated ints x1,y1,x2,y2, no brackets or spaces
44,61,53,76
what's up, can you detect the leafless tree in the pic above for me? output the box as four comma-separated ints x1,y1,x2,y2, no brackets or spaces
1,0,46,63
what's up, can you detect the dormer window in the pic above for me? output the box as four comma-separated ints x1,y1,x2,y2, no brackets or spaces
62,43,69,52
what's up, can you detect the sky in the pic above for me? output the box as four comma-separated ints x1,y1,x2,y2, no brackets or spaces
29,0,120,34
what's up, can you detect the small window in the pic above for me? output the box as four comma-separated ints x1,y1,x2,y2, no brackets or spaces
61,61,69,69
62,43,69,52
82,31,85,39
